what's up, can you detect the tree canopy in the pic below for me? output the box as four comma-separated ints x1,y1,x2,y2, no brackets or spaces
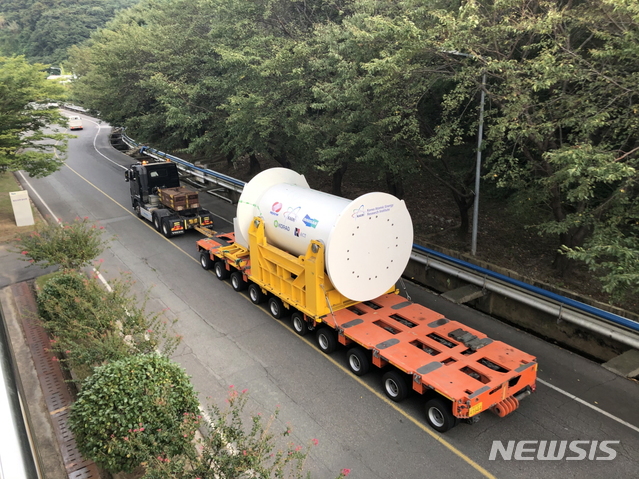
0,55,71,177
65,0,639,301
0,0,139,65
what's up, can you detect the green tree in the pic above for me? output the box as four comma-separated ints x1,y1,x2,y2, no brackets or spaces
423,0,639,281
0,55,70,177
0,0,139,65
68,354,200,474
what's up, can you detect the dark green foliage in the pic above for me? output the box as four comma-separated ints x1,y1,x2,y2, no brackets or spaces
68,354,199,473
62,0,639,299
0,0,139,65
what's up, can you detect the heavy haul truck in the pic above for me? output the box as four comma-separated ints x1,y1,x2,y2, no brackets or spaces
196,168,537,432
125,161,214,237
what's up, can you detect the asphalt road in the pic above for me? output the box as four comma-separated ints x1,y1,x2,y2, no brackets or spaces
11,113,639,479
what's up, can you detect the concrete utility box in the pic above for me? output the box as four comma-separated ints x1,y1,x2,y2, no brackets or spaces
9,191,34,227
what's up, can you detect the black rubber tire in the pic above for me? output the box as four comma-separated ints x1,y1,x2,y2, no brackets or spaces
347,347,370,376
291,312,309,336
161,218,174,238
424,397,458,433
230,271,247,291
153,213,161,231
382,370,409,402
214,260,230,280
316,327,337,354
134,202,143,218
200,252,213,270
268,297,286,319
248,283,265,304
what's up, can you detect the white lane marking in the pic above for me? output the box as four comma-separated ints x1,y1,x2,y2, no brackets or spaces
538,378,639,433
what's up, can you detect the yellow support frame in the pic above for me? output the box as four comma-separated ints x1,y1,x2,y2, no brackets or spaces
247,217,358,319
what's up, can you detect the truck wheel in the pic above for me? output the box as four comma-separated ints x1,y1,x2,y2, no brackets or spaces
230,271,247,291
248,283,265,304
425,397,458,433
347,348,370,376
134,202,143,218
200,252,213,270
161,219,174,238
153,214,161,231
291,312,308,336
267,297,287,319
382,370,409,402
316,328,337,354
214,260,230,280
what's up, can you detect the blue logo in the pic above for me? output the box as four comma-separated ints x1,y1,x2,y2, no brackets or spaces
302,214,319,228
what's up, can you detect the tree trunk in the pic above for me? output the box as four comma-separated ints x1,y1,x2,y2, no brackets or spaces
553,224,591,276
385,172,405,199
248,154,261,177
331,163,348,196
451,191,474,240
268,147,292,169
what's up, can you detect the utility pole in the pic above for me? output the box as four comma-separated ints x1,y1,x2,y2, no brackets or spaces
441,51,486,256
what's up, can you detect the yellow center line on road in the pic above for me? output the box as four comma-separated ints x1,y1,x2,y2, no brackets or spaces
65,162,497,479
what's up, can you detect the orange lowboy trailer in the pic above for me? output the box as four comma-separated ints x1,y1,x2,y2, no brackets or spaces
196,218,537,433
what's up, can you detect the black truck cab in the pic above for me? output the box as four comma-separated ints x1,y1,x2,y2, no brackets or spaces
125,162,180,204
124,161,214,237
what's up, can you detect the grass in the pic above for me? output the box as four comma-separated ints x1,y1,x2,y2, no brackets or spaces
0,172,41,243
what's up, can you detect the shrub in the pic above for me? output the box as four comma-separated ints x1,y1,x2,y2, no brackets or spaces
36,271,86,323
37,272,180,374
141,386,350,479
68,354,199,473
15,216,108,270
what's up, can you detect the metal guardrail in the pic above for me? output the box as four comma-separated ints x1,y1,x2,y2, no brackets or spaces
411,246,639,350
116,132,639,347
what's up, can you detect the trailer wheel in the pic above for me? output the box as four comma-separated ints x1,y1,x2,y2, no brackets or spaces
291,312,308,336
200,252,213,270
161,219,174,238
267,297,287,319
316,328,337,354
153,213,161,231
424,397,458,433
382,370,409,402
347,348,370,376
230,271,247,291
214,260,230,280
248,283,265,304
